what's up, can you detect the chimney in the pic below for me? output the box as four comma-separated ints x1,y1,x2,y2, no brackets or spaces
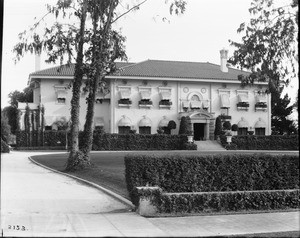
35,53,41,71
220,48,228,73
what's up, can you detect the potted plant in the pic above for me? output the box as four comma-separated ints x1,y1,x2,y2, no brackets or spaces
225,130,233,144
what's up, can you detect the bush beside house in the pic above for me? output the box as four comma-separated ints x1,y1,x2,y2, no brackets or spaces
220,135,299,151
125,153,299,215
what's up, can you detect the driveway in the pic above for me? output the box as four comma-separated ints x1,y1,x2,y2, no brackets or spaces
1,151,165,237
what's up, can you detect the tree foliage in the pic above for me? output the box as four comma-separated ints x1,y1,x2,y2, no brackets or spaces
1,110,11,144
228,0,298,135
228,0,298,92
12,0,187,170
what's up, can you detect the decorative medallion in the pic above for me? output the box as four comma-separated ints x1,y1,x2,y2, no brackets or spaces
183,87,189,93
201,88,207,93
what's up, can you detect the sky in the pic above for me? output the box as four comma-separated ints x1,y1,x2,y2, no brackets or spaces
1,0,298,113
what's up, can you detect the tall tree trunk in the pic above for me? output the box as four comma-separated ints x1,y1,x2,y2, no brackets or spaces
65,1,89,171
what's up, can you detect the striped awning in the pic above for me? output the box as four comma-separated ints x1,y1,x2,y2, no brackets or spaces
202,100,209,108
190,101,202,108
118,116,132,127
237,117,249,128
220,94,230,108
57,90,67,99
139,116,152,127
94,117,104,127
238,94,249,103
182,101,189,108
119,90,131,99
44,116,55,126
255,118,266,128
158,117,169,127
256,95,267,103
160,92,171,100
140,91,151,100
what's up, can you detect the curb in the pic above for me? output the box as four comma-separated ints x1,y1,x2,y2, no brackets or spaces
28,156,135,209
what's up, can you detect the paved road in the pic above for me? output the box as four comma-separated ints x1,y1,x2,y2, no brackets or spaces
1,151,299,237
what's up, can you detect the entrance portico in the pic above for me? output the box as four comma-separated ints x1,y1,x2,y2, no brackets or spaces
179,111,215,140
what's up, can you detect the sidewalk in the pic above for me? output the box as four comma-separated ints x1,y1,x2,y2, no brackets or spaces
1,151,299,237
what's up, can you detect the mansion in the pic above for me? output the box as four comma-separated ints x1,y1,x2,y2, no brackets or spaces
18,49,271,140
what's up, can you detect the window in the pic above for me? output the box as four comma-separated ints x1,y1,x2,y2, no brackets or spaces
119,126,130,134
220,108,229,115
255,128,265,135
57,98,66,104
139,126,151,134
45,126,52,131
238,128,248,136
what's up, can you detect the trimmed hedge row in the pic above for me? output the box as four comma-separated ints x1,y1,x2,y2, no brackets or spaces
88,133,190,151
124,153,299,205
16,131,69,147
154,190,300,214
220,135,299,150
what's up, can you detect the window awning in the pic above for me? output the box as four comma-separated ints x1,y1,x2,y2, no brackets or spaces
139,116,152,127
44,116,54,126
94,117,104,127
158,117,169,127
202,100,209,108
238,94,249,103
182,101,189,108
237,117,249,128
118,116,132,127
256,95,267,103
190,101,202,108
140,91,151,100
254,118,266,128
119,90,131,99
220,94,230,108
160,92,171,100
57,90,67,99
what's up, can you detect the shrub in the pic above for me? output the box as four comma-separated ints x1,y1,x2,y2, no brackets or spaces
124,153,299,205
223,121,231,131
179,116,188,135
219,135,299,150
183,143,197,150
90,133,188,151
1,139,10,153
1,111,11,143
155,190,299,214
231,124,238,131
214,116,222,137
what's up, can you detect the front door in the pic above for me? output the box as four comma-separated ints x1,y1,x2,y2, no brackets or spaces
193,123,205,141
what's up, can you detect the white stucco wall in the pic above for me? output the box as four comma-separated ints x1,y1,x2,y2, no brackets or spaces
30,76,271,136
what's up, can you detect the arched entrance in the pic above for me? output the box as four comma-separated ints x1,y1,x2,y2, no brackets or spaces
179,111,215,140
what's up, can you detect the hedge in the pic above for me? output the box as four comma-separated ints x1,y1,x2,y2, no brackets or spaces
220,135,299,150
87,133,190,151
124,153,299,205
1,139,10,153
154,189,300,214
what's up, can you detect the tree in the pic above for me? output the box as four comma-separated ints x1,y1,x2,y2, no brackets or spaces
214,116,222,138
13,0,187,171
1,110,11,144
228,0,298,134
2,106,20,135
179,116,187,134
167,120,176,134
271,87,297,134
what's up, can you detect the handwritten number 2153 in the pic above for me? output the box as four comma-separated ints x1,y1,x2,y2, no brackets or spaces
8,225,26,231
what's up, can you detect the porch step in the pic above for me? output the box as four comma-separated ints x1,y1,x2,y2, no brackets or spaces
194,140,226,151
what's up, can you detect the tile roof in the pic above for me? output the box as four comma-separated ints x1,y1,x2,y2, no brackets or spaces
114,60,250,80
30,59,250,81
29,62,134,77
